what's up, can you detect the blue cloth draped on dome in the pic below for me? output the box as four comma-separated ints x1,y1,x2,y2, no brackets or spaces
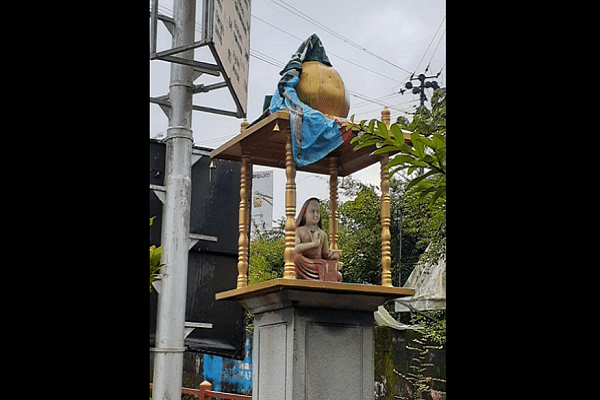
269,34,343,168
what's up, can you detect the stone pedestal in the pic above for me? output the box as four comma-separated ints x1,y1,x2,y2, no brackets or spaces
216,279,414,400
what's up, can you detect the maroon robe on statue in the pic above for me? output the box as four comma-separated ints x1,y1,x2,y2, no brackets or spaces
294,197,342,283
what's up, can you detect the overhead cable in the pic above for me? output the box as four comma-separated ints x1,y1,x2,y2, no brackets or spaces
251,14,402,83
411,15,446,75
269,0,412,74
425,29,446,73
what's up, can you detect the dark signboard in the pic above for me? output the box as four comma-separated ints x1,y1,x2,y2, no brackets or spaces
149,138,246,359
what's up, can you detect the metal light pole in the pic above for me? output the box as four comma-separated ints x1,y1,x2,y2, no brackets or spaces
151,0,196,399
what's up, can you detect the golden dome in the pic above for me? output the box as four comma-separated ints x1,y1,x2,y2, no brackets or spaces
295,61,350,118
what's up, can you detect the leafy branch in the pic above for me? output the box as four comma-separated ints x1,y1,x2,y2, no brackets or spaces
343,88,446,208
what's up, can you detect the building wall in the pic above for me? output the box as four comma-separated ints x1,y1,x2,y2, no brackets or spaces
374,326,446,400
202,334,253,395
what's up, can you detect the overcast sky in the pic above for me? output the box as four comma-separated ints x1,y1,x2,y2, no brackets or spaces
150,0,446,220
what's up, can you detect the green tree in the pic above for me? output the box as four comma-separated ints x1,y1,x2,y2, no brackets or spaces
337,184,384,285
248,217,285,285
334,178,428,288
245,218,285,333
345,88,446,266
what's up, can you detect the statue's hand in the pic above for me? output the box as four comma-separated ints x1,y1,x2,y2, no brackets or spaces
311,230,324,246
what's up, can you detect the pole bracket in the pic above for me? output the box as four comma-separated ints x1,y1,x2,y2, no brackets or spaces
163,133,194,142
150,347,186,353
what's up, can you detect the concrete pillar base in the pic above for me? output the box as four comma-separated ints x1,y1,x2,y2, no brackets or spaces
216,279,414,400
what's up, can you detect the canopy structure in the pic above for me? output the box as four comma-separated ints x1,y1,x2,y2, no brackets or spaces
210,107,412,290
211,110,392,176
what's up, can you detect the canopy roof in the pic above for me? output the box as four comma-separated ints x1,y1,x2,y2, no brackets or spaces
210,110,411,176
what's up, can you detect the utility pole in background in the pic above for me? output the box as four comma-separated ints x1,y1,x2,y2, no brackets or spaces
396,72,440,263
400,73,440,109
151,0,196,399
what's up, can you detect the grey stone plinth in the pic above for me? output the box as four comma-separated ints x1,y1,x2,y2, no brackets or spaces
216,279,414,400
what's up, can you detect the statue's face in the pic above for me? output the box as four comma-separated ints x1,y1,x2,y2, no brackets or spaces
305,200,321,226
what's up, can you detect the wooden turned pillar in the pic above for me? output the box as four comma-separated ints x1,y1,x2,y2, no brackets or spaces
283,126,297,279
329,156,339,251
236,120,251,289
380,108,393,287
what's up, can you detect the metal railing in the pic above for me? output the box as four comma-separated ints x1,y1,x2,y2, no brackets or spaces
150,381,251,400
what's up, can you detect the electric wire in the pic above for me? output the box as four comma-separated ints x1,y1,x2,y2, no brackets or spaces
437,62,446,76
250,48,286,69
347,91,406,114
424,29,445,73
151,1,442,134
410,14,446,77
152,0,443,90
196,133,240,146
156,2,400,85
269,0,413,74
247,47,408,115
351,93,400,109
251,14,402,83
251,13,304,42
353,98,420,119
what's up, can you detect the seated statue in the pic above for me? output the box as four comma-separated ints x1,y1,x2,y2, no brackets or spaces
294,197,342,282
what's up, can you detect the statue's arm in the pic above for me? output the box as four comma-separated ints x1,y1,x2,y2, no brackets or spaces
295,229,320,254
321,232,330,258
321,231,339,259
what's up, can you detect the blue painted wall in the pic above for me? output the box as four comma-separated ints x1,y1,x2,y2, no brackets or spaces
203,334,253,395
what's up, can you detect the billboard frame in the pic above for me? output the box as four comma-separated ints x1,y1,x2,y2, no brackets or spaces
149,0,251,118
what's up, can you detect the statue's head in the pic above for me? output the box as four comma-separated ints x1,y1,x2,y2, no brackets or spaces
296,197,323,229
